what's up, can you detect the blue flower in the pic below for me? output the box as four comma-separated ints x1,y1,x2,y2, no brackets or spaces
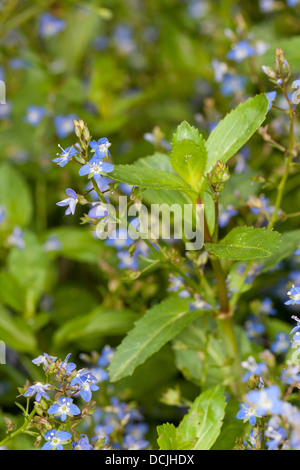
42,429,72,450
98,346,115,367
89,138,112,157
117,250,139,270
105,228,133,249
58,353,77,376
54,114,77,138
260,297,276,316
88,203,110,220
287,0,299,7
211,59,228,83
236,403,263,426
241,356,267,382
48,397,80,422
24,106,46,126
227,41,255,62
123,434,149,450
270,332,290,354
53,145,78,167
285,285,300,305
7,226,25,250
77,377,99,402
43,236,62,252
79,154,114,184
219,205,238,228
56,189,78,216
39,13,66,38
247,386,282,415
295,248,300,255
24,382,52,402
32,353,57,370
71,370,99,402
245,315,266,340
259,0,276,12
220,74,246,97
265,418,287,450
72,434,94,450
266,91,277,111
281,364,300,385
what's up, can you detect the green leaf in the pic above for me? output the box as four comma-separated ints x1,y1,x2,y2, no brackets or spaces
0,272,26,313
205,226,281,260
0,163,33,228
172,121,203,145
0,304,37,353
157,423,195,450
8,232,48,296
53,308,138,347
205,94,269,173
211,399,244,450
108,297,205,382
110,164,193,191
171,122,207,190
171,140,207,190
178,385,227,450
262,229,300,272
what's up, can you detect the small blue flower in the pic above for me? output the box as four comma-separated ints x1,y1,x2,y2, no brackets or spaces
58,353,77,376
270,332,290,354
24,106,46,126
281,364,300,385
287,0,299,7
236,403,263,426
105,228,133,249
7,226,25,250
247,386,282,415
123,434,149,450
89,138,112,157
241,357,267,382
54,114,77,138
98,346,115,367
39,13,66,38
219,205,238,228
77,377,99,402
286,285,300,305
43,235,62,252
88,203,110,219
24,382,52,402
72,434,94,450
79,154,114,184
260,297,276,316
265,418,287,450
220,74,246,97
211,59,228,83
227,41,255,62
245,315,266,340
259,0,276,12
56,189,78,216
117,250,138,270
42,429,72,450
48,397,80,422
32,353,57,370
295,248,300,256
53,145,78,167
266,91,277,111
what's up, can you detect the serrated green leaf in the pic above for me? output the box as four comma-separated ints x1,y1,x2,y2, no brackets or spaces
157,423,195,450
108,298,205,382
178,385,227,450
172,121,203,146
205,94,269,173
110,164,193,191
205,226,281,260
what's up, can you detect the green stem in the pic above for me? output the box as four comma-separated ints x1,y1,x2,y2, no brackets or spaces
0,408,36,448
268,88,295,229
